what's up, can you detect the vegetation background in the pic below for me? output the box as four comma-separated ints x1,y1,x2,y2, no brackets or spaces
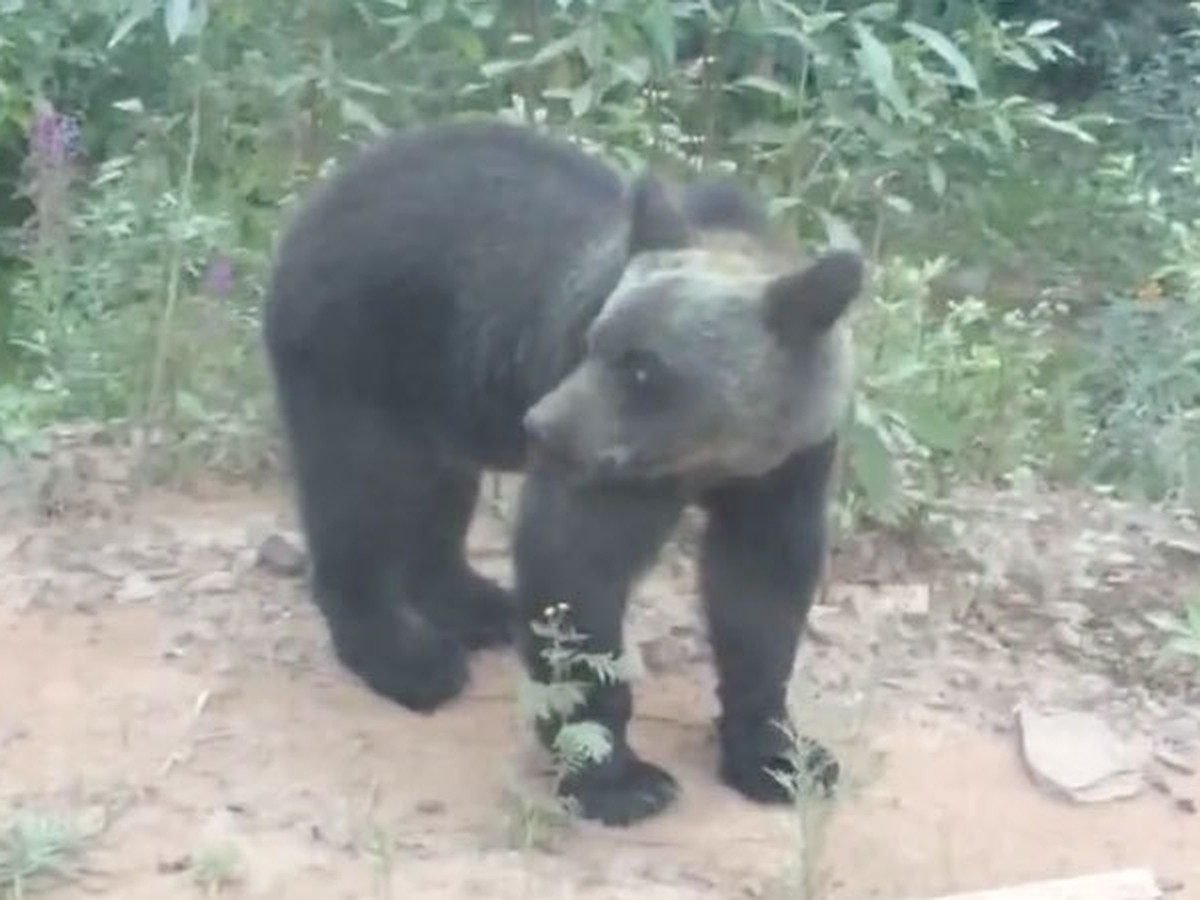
2,0,1199,529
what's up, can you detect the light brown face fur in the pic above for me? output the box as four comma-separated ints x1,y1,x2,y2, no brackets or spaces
523,240,863,485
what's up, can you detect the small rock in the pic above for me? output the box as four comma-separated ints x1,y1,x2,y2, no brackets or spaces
188,571,238,594
115,573,157,603
1074,673,1114,703
1153,533,1200,561
1154,738,1197,775
1158,715,1200,746
638,636,689,675
415,800,445,816
947,669,980,690
806,605,856,647
157,855,192,874
1016,703,1148,804
1046,600,1091,626
5,574,48,611
0,723,28,747
1113,617,1147,642
831,582,930,620
1052,621,1083,652
256,534,308,578
1176,797,1196,815
73,450,130,484
0,535,25,562
1144,761,1171,795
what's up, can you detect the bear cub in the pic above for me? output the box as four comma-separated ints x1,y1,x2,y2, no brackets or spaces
263,119,864,826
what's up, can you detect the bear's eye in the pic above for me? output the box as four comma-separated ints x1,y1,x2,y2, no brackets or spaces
615,349,660,390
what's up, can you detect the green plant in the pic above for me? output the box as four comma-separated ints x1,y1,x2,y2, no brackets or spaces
0,810,98,900
359,823,396,900
506,602,628,847
0,0,1193,521
1148,599,1200,677
191,842,241,896
764,722,840,900
523,603,625,780
840,253,1084,526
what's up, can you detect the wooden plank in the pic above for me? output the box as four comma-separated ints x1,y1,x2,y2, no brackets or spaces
914,868,1161,900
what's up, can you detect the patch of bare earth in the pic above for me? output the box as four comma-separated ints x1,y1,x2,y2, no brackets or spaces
1,432,1198,898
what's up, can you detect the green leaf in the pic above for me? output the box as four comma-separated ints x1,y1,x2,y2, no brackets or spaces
804,11,845,32
901,22,979,92
570,80,593,117
1146,610,1185,635
1025,19,1060,37
817,210,864,253
734,75,793,102
848,420,897,510
1000,45,1038,71
111,98,145,114
480,58,526,79
611,57,650,85
342,77,390,97
518,679,588,720
728,122,795,147
553,721,613,770
643,0,676,68
175,390,206,421
854,2,895,22
108,0,154,48
339,96,386,134
1167,634,1200,657
451,28,486,65
927,159,946,197
1026,112,1096,144
766,25,818,55
164,0,192,44
853,22,910,118
902,401,962,452
529,32,579,67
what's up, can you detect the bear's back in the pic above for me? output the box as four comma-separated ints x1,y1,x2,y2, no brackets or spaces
264,120,635,464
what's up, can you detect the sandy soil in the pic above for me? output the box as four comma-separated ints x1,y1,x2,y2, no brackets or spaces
1,438,1198,899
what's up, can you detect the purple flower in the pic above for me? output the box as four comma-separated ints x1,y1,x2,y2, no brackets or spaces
28,103,82,167
203,254,235,297
22,100,81,257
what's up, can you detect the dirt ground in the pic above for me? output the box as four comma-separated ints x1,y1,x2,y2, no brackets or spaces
2,432,1199,899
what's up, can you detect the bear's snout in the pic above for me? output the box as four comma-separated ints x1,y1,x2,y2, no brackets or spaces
523,403,572,463
522,405,551,446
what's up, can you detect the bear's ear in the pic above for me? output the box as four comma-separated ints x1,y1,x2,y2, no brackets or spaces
764,248,864,343
679,176,772,236
628,173,691,254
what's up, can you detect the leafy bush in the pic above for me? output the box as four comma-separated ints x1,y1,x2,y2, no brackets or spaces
0,0,1197,518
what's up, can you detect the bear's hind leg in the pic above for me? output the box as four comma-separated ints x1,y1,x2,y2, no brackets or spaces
699,439,841,804
408,465,515,651
279,383,474,713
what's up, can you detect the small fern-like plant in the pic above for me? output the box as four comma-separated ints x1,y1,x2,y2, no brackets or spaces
524,602,628,785
507,601,629,844
766,721,839,900
1147,598,1200,680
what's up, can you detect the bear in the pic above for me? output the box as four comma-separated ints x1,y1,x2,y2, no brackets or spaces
262,118,864,826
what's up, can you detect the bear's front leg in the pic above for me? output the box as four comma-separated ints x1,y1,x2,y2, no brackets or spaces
699,438,841,805
514,468,684,826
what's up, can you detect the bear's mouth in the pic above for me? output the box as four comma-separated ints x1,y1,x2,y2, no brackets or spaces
526,441,667,485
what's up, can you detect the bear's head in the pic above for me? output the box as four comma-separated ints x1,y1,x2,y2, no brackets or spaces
523,173,865,486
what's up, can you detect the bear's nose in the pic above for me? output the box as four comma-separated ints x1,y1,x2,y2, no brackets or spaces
523,406,559,453
524,396,584,468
